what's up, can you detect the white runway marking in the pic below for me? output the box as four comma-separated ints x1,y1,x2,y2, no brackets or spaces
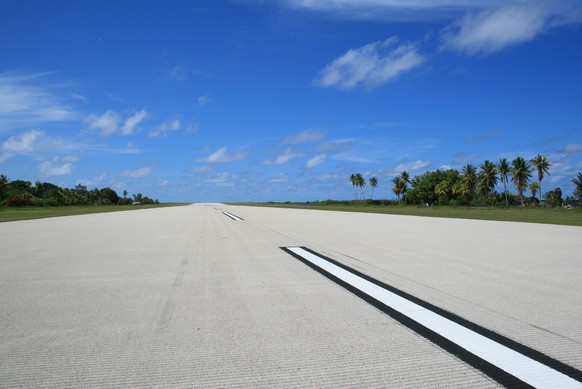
285,246,582,389
222,211,243,221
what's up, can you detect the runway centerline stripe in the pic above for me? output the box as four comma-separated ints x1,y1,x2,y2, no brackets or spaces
222,211,243,221
282,246,582,389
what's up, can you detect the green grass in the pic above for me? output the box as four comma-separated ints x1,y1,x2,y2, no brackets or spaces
232,202,582,226
0,203,190,223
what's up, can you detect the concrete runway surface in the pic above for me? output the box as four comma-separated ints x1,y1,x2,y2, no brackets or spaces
1,204,581,387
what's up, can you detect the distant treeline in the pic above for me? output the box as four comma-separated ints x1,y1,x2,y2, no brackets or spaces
0,174,158,207
349,156,582,208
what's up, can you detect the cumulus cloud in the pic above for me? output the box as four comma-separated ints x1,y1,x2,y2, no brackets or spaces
440,1,579,55
86,110,121,136
1,129,46,162
315,37,425,90
149,119,182,137
121,109,148,135
2,129,44,154
121,167,152,178
305,154,326,169
39,156,77,176
282,129,325,144
203,147,246,163
87,109,148,136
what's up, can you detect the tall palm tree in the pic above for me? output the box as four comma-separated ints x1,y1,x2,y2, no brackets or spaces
497,158,510,206
355,173,366,199
530,154,551,203
511,156,532,206
478,160,498,204
349,174,357,200
399,171,410,204
369,177,378,199
460,164,477,202
572,172,582,200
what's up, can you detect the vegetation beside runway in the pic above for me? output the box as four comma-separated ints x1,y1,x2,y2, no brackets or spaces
233,201,582,227
0,203,190,222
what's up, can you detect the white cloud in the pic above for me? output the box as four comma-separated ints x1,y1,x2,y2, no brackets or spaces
262,148,303,166
440,2,570,55
282,129,326,144
305,154,326,169
316,173,340,182
158,180,168,186
77,174,107,187
2,129,44,154
203,147,246,163
1,129,46,162
564,143,582,154
149,119,182,137
86,110,120,136
282,0,505,21
87,109,148,136
121,109,148,135
315,37,425,90
39,156,77,176
121,167,152,178
395,160,431,172
0,71,77,128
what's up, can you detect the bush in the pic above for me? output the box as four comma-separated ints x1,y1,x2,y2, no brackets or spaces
4,195,32,207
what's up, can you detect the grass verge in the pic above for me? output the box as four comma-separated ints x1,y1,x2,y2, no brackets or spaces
232,202,582,227
0,203,190,223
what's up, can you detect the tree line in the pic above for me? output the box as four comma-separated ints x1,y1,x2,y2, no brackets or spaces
350,155,582,207
0,174,159,207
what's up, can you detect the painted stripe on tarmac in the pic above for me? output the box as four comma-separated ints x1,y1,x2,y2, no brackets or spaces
282,246,582,389
222,211,243,221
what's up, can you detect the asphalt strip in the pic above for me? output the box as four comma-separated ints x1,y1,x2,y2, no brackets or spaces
282,246,582,389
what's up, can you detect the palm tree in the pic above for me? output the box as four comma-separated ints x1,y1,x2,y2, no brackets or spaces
399,171,410,204
349,174,357,200
435,180,451,204
392,177,404,203
369,177,378,199
498,158,510,206
511,156,532,206
355,173,366,199
459,164,477,202
478,160,498,204
530,154,551,203
0,174,9,202
572,172,582,200
529,181,539,201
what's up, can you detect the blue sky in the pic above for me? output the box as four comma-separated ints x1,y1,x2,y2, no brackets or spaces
1,0,581,202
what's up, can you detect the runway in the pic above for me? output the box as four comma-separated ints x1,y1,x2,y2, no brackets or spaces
1,204,581,387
